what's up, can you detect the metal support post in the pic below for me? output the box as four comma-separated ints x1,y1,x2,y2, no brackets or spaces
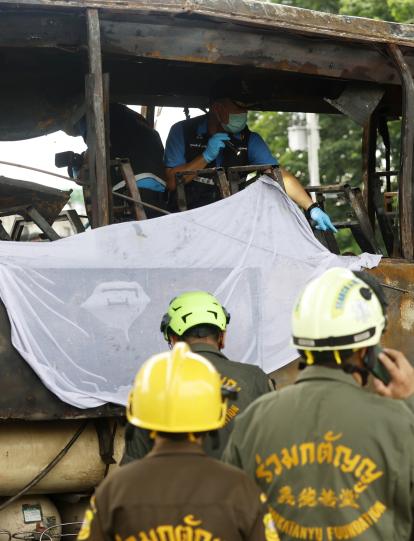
119,160,147,221
361,113,377,228
388,44,414,260
86,8,111,228
27,207,60,241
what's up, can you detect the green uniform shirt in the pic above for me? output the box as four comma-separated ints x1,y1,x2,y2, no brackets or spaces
121,342,273,463
222,365,414,541
78,441,276,541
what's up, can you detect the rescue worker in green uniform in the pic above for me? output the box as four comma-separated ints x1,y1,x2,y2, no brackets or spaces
122,290,274,463
223,267,414,541
77,342,278,541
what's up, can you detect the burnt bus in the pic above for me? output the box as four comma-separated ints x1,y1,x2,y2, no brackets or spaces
0,0,413,535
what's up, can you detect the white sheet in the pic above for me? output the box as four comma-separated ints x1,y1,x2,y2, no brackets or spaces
0,176,381,408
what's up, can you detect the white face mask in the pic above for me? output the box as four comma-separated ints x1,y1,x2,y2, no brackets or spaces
222,112,248,134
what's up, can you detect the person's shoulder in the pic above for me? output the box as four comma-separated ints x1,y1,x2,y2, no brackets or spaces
169,114,205,133
247,131,268,144
365,390,414,422
222,356,266,377
204,455,261,488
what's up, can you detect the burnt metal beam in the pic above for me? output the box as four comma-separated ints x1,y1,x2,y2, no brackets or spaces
101,19,412,88
27,206,60,241
141,105,155,129
118,160,147,221
1,1,414,49
86,8,111,228
388,44,414,261
362,114,377,228
64,209,86,234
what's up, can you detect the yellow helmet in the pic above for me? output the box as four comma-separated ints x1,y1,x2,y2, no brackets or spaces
127,342,227,432
292,267,386,351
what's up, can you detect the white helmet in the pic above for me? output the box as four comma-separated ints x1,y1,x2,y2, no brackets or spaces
292,267,386,352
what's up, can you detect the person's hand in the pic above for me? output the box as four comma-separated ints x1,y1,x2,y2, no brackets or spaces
310,207,338,233
203,133,230,163
373,348,414,399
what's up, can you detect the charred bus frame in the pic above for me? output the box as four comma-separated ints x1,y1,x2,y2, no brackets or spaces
0,0,414,399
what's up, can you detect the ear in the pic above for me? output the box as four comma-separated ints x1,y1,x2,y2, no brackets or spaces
218,330,226,350
211,101,229,125
355,347,367,366
169,334,179,346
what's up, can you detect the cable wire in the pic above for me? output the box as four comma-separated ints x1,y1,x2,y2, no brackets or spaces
0,421,88,512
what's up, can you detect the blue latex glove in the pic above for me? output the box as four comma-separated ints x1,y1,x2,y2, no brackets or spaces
310,207,338,233
203,133,230,163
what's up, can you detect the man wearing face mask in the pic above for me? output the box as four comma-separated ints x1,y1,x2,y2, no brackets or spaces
164,79,336,232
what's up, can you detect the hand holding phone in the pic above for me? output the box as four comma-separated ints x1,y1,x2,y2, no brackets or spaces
371,348,414,399
363,345,391,386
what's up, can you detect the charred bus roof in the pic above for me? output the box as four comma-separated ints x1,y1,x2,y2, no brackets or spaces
0,0,413,139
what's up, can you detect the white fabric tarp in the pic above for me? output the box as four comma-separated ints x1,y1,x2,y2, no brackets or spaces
0,176,381,408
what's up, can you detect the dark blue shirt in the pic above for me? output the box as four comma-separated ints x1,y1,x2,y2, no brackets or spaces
164,115,278,168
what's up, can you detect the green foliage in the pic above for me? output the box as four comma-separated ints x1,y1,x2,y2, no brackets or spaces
264,0,410,253
388,0,414,22
270,0,413,22
273,0,340,12
339,0,393,20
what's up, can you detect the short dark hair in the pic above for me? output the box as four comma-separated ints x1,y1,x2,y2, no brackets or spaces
158,431,205,441
298,349,355,368
168,323,221,342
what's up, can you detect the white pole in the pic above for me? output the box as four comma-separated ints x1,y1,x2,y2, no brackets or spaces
306,113,320,187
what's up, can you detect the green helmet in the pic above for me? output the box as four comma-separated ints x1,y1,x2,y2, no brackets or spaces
160,291,230,340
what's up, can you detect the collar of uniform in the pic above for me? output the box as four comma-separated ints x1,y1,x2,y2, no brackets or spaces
189,342,227,359
147,440,206,458
196,115,209,136
295,365,359,388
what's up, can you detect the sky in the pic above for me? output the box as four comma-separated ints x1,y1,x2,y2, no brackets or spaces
0,106,201,192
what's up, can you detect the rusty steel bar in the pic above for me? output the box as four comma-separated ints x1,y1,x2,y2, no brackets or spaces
388,44,414,261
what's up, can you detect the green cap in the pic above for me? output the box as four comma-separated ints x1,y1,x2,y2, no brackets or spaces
160,291,230,339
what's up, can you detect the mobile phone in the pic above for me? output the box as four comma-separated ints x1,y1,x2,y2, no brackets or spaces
363,345,391,385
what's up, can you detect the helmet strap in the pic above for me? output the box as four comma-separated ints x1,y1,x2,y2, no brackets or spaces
149,430,157,440
305,350,314,365
342,363,369,386
188,433,198,443
333,350,342,365
208,430,220,451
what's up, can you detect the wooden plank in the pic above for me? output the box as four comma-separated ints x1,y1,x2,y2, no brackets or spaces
388,44,414,261
87,8,110,227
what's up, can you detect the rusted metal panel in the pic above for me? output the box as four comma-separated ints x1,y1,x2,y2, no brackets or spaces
0,176,70,223
0,8,410,87
0,300,123,420
100,19,411,87
0,0,413,48
370,259,414,355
